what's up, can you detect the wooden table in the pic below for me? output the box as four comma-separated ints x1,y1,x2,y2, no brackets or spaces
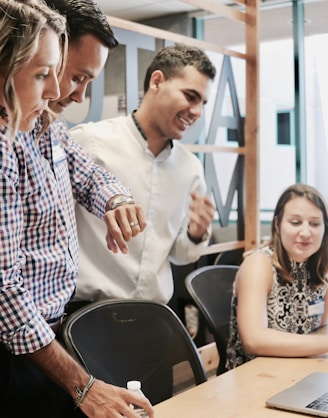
154,326,328,417
154,357,328,417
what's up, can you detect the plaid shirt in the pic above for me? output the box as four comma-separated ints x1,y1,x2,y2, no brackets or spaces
0,119,129,354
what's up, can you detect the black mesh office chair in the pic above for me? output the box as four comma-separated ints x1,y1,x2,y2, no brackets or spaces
185,265,239,375
61,299,207,405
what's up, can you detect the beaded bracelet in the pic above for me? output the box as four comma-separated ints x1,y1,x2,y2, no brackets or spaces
73,375,96,409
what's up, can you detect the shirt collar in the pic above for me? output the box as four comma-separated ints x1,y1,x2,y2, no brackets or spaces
131,110,173,149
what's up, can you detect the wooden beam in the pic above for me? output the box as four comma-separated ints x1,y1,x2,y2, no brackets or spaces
107,16,246,60
184,144,245,154
201,240,245,256
181,0,245,23
244,0,260,250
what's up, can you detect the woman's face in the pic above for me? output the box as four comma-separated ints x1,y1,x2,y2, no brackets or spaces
13,28,61,131
277,196,325,262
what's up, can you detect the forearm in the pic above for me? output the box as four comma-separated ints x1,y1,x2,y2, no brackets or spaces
24,339,89,398
64,128,130,217
23,339,154,417
241,328,328,358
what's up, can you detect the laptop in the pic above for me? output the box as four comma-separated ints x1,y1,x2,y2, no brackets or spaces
266,372,328,417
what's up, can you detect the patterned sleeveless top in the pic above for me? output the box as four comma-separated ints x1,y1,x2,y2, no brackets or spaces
226,246,327,370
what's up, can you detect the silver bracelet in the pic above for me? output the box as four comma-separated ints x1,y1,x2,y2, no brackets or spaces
107,195,135,211
73,375,96,409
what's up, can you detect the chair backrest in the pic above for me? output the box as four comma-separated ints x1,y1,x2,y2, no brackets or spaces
214,248,244,266
185,265,239,375
61,299,207,405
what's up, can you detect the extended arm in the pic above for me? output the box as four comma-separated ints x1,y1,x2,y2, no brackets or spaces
235,253,328,358
25,340,154,418
57,121,147,254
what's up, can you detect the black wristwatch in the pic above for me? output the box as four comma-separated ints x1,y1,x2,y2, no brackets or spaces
187,227,210,244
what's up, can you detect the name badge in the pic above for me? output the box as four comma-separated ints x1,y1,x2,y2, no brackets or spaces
52,141,66,164
308,299,325,317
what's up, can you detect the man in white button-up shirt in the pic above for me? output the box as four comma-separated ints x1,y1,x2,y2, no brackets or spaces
71,44,216,305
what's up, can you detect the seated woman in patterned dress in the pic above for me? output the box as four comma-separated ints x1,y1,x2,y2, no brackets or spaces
226,183,328,370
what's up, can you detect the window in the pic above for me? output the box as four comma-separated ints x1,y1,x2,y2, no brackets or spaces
277,110,294,145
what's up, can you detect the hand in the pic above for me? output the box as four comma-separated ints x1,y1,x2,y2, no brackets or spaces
104,203,147,254
25,341,154,418
80,379,154,418
188,192,215,241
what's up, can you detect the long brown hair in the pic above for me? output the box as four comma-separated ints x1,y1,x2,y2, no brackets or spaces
268,183,328,285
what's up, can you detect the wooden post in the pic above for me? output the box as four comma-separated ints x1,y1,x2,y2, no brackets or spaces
245,0,260,250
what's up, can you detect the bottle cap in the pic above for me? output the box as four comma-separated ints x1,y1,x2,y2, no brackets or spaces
127,380,141,391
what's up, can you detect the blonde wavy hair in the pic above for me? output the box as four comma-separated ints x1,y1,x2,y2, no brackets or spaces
0,0,67,138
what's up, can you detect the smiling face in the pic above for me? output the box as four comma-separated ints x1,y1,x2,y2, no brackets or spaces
277,196,325,262
49,33,108,113
148,65,210,140
13,28,61,132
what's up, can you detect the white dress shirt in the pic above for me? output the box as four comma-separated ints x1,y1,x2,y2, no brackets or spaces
70,114,210,303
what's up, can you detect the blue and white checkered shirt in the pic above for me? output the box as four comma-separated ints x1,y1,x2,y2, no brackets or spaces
0,119,129,354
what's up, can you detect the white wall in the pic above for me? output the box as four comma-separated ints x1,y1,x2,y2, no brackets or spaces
305,34,328,201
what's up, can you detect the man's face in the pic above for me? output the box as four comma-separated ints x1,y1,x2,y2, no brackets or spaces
50,33,108,113
150,66,210,140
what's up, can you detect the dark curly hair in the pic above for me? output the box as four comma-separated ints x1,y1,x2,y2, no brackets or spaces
143,44,216,93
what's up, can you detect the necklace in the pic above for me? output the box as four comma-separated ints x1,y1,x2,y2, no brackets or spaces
131,110,147,141
131,110,173,150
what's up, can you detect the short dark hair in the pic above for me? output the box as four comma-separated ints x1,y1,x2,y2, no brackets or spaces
143,44,216,93
44,0,118,49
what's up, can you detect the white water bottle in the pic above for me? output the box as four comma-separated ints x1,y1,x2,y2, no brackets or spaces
127,380,149,417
